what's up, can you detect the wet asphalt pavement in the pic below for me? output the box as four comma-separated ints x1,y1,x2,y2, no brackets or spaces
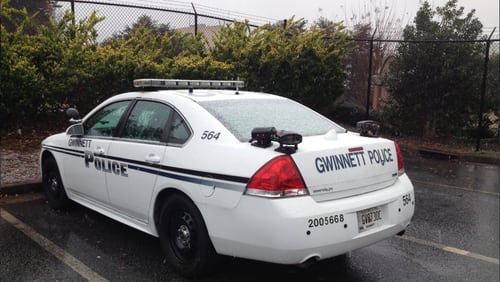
1,156,498,281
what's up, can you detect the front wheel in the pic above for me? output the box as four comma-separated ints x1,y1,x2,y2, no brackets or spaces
159,194,217,278
42,157,71,210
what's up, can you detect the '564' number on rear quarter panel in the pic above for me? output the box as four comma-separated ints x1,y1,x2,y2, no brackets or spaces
201,130,221,140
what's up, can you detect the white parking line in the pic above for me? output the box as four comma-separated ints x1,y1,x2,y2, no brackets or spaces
398,235,500,265
0,208,109,282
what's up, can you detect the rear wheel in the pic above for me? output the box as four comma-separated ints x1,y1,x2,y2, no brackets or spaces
42,157,71,210
159,194,217,278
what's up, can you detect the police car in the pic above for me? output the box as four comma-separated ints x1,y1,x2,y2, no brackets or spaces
40,79,414,277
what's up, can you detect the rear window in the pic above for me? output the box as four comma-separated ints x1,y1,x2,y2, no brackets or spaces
199,98,344,141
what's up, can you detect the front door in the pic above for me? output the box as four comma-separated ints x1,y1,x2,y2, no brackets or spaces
63,100,131,205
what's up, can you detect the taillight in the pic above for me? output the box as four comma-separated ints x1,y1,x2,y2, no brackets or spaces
395,142,405,176
245,155,308,198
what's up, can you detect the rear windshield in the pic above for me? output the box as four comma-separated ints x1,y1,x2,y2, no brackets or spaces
199,98,344,142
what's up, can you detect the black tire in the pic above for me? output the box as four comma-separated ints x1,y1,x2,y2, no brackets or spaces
42,157,71,210
159,193,217,278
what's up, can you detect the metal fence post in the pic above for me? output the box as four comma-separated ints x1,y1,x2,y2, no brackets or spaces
476,28,496,151
70,0,75,37
365,28,377,120
191,3,198,36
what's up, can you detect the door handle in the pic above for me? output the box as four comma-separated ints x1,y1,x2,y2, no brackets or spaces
94,147,105,156
145,153,161,164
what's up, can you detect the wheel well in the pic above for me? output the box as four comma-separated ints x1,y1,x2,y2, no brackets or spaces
41,150,55,167
153,188,191,232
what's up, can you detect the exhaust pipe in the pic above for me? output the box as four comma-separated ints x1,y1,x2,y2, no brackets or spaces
297,256,320,269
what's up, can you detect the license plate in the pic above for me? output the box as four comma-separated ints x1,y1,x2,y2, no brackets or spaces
357,206,383,232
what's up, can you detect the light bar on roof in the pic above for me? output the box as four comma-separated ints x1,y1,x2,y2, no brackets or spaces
133,79,245,89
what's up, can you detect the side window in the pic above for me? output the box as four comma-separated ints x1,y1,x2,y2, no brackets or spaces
168,112,191,144
84,101,130,137
122,101,172,142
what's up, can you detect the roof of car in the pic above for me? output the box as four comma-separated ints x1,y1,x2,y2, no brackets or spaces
143,89,284,102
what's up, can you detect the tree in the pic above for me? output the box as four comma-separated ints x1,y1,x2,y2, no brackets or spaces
384,0,484,137
339,1,409,110
0,5,106,125
102,15,174,46
483,52,500,138
341,23,372,109
102,15,205,58
211,18,352,115
1,0,55,33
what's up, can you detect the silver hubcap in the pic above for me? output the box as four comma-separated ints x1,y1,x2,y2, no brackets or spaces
49,177,58,193
176,225,191,249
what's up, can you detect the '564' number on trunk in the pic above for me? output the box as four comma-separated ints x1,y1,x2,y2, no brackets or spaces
201,130,221,140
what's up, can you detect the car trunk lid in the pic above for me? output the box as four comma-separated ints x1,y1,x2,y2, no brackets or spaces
292,133,399,202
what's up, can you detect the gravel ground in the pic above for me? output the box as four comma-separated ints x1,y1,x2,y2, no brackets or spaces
0,149,41,186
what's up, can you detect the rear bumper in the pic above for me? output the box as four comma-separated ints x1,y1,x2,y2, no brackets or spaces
202,174,415,264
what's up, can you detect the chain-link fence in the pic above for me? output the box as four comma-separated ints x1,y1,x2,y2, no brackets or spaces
55,0,268,43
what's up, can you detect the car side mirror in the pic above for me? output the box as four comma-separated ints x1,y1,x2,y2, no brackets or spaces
66,123,84,137
65,108,81,123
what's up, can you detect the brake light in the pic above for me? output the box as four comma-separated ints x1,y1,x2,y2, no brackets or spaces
395,142,405,176
245,155,307,198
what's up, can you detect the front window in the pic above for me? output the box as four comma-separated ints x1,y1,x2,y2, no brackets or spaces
84,101,131,137
199,98,344,142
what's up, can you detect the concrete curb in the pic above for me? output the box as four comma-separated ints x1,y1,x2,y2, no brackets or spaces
0,180,42,196
401,146,500,165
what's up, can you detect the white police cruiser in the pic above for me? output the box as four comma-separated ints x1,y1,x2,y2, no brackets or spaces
40,79,414,277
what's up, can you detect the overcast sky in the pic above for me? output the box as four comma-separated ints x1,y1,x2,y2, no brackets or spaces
187,0,499,33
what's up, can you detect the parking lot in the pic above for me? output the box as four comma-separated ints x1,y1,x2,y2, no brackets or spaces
1,156,498,281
